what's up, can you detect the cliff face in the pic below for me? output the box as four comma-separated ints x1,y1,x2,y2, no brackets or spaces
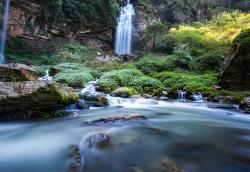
8,0,114,52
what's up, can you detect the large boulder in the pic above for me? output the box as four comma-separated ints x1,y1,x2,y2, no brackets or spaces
219,29,250,90
0,63,37,82
0,81,78,119
79,92,109,107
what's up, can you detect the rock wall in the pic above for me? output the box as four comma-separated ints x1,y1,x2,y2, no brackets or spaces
219,43,250,90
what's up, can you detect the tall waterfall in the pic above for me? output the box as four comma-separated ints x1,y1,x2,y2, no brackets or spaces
115,0,135,55
0,0,10,64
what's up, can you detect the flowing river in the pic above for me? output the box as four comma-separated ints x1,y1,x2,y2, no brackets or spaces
0,99,250,172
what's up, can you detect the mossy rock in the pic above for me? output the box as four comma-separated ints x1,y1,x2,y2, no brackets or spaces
233,29,250,45
112,87,137,98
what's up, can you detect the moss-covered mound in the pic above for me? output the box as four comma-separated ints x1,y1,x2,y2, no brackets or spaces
53,63,96,88
98,69,163,95
233,29,250,45
151,72,218,94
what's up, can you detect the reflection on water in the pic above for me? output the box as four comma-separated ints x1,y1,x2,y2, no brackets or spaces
0,100,250,172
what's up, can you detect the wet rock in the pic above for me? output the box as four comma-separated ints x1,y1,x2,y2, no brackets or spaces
240,97,250,111
0,81,78,119
79,92,108,107
77,99,90,109
70,145,81,172
213,96,235,104
160,96,169,101
87,113,147,124
126,166,144,172
0,63,37,82
155,157,181,172
86,133,110,148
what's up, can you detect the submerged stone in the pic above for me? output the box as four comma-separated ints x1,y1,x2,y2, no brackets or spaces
126,166,144,172
155,157,182,172
87,113,147,124
86,133,110,148
70,145,81,172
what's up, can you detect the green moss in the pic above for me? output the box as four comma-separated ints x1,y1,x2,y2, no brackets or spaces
112,87,137,98
233,29,250,45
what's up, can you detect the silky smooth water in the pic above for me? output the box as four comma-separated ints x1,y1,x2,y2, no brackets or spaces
0,100,250,172
115,0,135,55
0,0,10,64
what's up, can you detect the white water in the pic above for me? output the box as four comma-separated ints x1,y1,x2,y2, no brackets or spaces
38,70,52,81
115,0,135,55
193,93,206,102
177,90,187,102
0,0,10,64
81,80,99,95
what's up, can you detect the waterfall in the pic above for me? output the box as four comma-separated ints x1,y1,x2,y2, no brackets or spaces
38,70,52,81
115,0,135,55
193,93,206,102
177,90,187,102
0,0,10,64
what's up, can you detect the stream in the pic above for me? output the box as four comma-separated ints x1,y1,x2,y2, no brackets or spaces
0,98,250,172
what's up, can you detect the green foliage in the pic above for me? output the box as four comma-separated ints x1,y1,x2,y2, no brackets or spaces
44,0,119,26
151,71,218,94
7,43,98,65
233,29,250,45
53,63,95,88
195,52,224,71
135,53,175,75
98,69,163,95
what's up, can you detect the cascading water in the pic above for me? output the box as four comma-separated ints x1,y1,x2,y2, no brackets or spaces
115,0,135,55
193,93,206,102
0,0,10,64
177,90,187,102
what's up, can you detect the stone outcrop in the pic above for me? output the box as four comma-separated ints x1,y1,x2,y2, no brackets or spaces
0,81,78,119
219,30,250,90
0,63,37,82
240,97,250,111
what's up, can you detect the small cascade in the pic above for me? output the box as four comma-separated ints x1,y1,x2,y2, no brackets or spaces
38,70,52,81
177,90,187,102
115,0,135,55
81,80,99,95
0,0,10,64
193,93,206,102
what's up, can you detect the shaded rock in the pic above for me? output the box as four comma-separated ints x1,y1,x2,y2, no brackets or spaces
49,66,61,76
70,145,81,172
86,133,110,148
160,96,169,101
155,157,181,172
79,92,108,107
0,81,78,119
0,63,37,82
240,97,250,111
219,31,250,90
213,96,235,104
87,113,147,124
126,166,144,172
77,99,89,109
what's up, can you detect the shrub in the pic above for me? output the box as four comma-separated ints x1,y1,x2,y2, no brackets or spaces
53,63,96,88
128,77,164,95
53,69,95,88
196,52,224,71
54,43,97,63
98,69,163,95
135,53,174,75
152,72,218,94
